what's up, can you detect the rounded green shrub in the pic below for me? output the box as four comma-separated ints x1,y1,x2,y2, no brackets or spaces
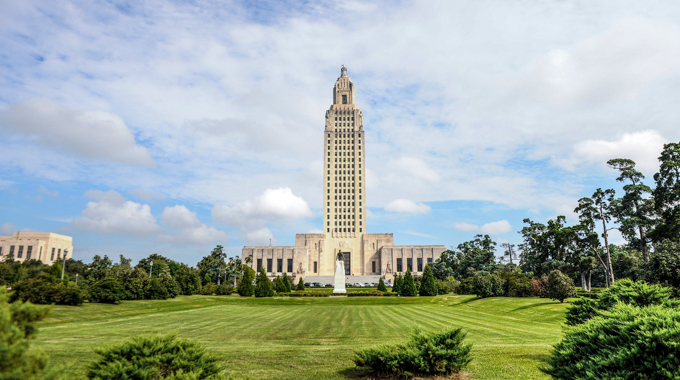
543,303,680,379
377,278,387,292
89,278,125,304
472,274,503,298
546,270,575,303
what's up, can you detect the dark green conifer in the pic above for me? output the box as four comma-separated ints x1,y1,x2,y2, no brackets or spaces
419,264,437,296
237,267,254,297
377,277,387,292
296,277,305,291
393,274,402,294
282,273,292,292
401,269,418,296
254,267,275,297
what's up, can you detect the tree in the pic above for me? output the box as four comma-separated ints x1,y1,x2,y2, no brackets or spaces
197,245,227,285
254,267,274,297
377,277,387,292
472,274,504,298
519,217,574,278
1,289,62,380
645,240,680,294
575,188,616,285
87,333,223,379
651,142,680,243
237,267,254,297
392,273,402,294
296,277,305,291
401,269,418,296
500,243,517,266
174,264,201,295
608,158,654,262
89,255,113,282
430,250,458,280
456,235,497,278
545,270,575,303
89,278,125,304
281,273,292,292
273,276,288,293
419,264,437,296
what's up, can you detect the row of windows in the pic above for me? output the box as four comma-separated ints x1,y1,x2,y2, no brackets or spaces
327,182,362,187
330,228,361,233
331,151,361,157
327,202,362,206
330,188,363,194
328,157,362,163
1,245,60,261
334,116,354,121
256,258,294,273
328,139,362,144
328,145,361,151
395,257,433,273
327,164,361,169
327,195,362,200
328,220,362,226
328,132,361,138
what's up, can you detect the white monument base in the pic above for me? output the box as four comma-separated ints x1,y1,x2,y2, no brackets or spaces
333,253,347,294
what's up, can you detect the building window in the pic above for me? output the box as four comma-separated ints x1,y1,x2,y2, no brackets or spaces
342,95,347,104
17,246,23,259
287,258,293,273
396,258,403,273
372,261,376,273
57,249,61,259
407,258,413,272
417,258,423,272
10,246,15,257
51,248,55,261
26,246,33,260
277,258,283,273
257,258,263,272
427,258,433,265
267,259,273,273
314,261,318,273
0,247,2,256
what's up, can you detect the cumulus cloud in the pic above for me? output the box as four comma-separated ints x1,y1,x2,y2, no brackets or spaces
0,223,17,235
160,205,228,245
244,227,275,246
480,220,512,235
454,223,479,232
557,130,666,175
0,97,154,166
129,189,166,202
384,199,431,214
212,187,314,226
72,190,161,237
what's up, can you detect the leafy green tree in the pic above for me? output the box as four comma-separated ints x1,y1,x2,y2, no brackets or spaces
608,158,653,262
89,278,125,304
575,188,617,285
282,273,292,292
543,303,680,379
644,240,680,294
456,235,497,278
175,264,202,295
197,245,227,285
89,255,113,282
377,277,387,292
237,267,255,297
430,250,458,280
254,267,274,297
419,265,437,296
651,142,680,243
472,274,504,298
546,270,575,303
1,289,62,380
519,217,574,278
401,269,418,296
87,333,224,379
273,276,288,293
295,277,305,291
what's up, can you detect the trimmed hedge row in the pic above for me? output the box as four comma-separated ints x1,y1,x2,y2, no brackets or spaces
277,292,331,297
347,290,398,297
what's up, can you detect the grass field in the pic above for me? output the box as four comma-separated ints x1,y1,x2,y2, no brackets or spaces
33,294,570,379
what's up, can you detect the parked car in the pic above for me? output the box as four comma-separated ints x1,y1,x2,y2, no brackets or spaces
324,283,333,287
353,283,364,287
304,282,311,287
312,282,323,287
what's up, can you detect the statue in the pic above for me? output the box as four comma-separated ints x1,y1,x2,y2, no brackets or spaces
385,263,392,274
296,262,304,275
333,252,346,294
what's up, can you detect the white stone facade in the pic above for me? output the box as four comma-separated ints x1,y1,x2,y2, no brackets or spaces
0,232,73,265
243,68,445,281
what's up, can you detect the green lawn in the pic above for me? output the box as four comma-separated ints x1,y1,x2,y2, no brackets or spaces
33,294,570,379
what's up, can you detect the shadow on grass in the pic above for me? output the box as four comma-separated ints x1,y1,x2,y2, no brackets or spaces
510,301,562,311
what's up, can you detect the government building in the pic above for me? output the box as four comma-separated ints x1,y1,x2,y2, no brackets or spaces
0,232,73,264
243,67,445,282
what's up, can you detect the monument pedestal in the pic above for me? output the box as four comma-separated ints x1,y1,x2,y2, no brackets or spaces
333,252,347,294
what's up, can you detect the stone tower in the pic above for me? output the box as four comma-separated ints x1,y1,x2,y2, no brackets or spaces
323,66,366,238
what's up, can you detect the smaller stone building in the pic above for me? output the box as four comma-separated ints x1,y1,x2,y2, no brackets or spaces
0,232,73,264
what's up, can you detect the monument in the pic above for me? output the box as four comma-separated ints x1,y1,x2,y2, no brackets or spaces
243,67,447,283
333,252,347,293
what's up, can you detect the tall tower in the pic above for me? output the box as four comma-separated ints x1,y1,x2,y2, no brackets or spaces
323,66,366,239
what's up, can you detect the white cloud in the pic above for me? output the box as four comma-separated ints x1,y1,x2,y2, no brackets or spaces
0,97,154,166
212,187,314,226
479,220,512,235
129,189,166,202
557,130,666,175
160,205,228,245
384,199,431,214
0,223,17,235
244,227,275,246
72,190,161,237
454,223,479,232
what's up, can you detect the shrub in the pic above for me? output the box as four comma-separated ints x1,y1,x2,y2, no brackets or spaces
282,273,293,292
87,333,224,379
296,277,305,291
472,274,504,298
377,278,387,292
401,269,418,297
445,276,459,293
57,284,87,306
531,277,546,297
499,272,532,297
144,278,169,300
543,303,680,379
564,297,598,326
435,280,449,295
254,267,274,297
546,270,575,303
89,278,125,304
347,290,396,297
200,283,218,295
354,328,472,376
419,265,437,296
457,277,475,295
277,292,330,297
237,267,254,297
392,274,402,294
273,276,288,293
215,284,234,296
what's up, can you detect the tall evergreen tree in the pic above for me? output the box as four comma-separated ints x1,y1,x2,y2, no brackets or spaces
282,273,292,292
401,269,418,297
392,274,402,294
237,267,254,297
419,264,437,296
296,277,305,291
652,142,680,243
377,277,387,292
254,267,274,297
274,276,287,293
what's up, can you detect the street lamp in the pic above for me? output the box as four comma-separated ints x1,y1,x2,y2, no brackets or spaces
75,273,79,285
149,261,153,277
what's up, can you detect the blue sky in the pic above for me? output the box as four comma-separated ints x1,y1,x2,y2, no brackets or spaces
2,0,680,265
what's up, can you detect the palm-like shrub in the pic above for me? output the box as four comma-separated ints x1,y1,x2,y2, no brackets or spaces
87,334,223,379
354,328,472,376
543,303,680,379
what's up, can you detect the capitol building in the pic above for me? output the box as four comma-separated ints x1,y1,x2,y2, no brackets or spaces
243,67,445,282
